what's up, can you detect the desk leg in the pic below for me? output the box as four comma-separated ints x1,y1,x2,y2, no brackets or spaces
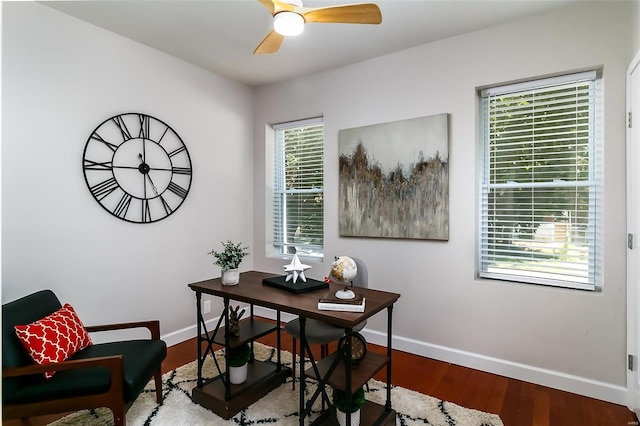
299,316,306,426
299,318,334,426
386,305,393,412
196,291,203,387
250,304,255,362
224,297,231,400
345,328,353,426
276,310,282,371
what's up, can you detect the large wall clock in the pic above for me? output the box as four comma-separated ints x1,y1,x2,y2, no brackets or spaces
82,113,192,223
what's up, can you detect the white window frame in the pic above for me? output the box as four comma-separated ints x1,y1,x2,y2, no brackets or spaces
271,117,324,259
478,71,602,291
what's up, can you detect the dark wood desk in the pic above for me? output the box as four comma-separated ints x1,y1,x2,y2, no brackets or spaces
189,271,400,425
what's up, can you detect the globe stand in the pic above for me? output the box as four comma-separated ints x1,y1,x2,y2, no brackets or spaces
334,282,356,300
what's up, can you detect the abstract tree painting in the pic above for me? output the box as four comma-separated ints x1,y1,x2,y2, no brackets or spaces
338,114,449,240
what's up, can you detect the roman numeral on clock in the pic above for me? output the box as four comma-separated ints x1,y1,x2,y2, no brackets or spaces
83,159,113,170
157,126,170,145
114,193,132,218
90,132,119,152
160,196,174,216
90,177,119,200
142,199,152,223
112,115,132,141
172,166,191,175
167,182,188,199
138,114,150,139
168,146,186,157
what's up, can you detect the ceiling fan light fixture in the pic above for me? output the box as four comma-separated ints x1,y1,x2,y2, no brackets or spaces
273,11,304,36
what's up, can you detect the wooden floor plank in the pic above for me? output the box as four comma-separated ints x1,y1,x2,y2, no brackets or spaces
486,374,509,416
532,384,550,426
549,387,568,426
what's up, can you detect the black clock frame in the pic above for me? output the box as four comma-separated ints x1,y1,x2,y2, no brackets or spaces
82,113,192,224
338,332,367,366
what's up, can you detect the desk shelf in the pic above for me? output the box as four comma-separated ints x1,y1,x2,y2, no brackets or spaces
305,351,389,391
314,401,397,426
193,303,289,419
192,360,290,420
204,318,279,349
305,351,392,425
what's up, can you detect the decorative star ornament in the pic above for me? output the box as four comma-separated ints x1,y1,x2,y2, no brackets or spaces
283,254,311,283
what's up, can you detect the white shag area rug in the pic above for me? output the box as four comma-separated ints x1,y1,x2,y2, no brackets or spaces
50,342,503,426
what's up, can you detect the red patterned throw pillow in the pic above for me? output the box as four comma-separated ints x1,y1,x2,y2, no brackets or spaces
14,303,93,378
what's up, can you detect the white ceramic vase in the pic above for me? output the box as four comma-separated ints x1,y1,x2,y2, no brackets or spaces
336,408,360,426
221,268,240,285
229,363,247,384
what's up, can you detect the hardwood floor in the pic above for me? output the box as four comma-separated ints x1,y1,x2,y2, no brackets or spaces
7,322,638,426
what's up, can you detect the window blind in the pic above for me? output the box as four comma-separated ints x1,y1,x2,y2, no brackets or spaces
273,117,324,258
479,71,601,290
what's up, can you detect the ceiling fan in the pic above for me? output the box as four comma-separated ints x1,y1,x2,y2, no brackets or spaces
254,0,382,54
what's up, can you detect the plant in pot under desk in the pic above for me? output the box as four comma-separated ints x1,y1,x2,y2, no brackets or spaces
208,240,249,285
332,386,365,426
227,343,251,384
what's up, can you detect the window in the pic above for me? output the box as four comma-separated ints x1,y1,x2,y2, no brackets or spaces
273,117,324,258
479,71,601,290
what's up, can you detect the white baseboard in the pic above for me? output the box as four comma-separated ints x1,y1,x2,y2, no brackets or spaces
161,317,220,347
164,306,627,407
362,328,627,407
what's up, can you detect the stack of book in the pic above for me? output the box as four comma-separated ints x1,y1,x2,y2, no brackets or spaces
317,292,366,312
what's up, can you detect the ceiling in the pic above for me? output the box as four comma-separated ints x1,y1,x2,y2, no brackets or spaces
42,0,581,87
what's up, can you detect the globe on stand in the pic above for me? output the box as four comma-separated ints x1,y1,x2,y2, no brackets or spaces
330,256,358,299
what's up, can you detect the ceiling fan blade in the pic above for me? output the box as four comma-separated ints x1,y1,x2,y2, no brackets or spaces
301,3,382,24
258,0,297,16
258,0,276,15
254,30,285,54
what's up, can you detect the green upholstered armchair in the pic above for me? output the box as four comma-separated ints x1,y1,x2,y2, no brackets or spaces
2,290,167,425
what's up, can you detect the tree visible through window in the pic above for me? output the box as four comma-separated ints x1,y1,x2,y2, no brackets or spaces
479,71,601,290
273,117,324,258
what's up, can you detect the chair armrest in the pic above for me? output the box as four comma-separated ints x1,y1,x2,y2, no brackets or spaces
3,355,124,378
85,320,160,340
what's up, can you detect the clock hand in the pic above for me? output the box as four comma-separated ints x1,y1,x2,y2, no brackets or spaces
146,174,159,196
138,153,158,195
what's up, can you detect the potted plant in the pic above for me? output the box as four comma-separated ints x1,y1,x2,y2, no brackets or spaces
208,240,249,285
227,343,251,384
332,386,365,426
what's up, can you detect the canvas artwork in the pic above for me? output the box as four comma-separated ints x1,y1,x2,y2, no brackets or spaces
338,113,449,240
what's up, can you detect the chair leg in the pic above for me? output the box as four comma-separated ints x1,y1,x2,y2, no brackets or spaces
154,367,163,403
292,337,297,390
112,404,125,426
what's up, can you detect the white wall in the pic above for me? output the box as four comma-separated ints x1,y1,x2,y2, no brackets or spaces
2,2,255,344
633,0,640,55
253,1,633,404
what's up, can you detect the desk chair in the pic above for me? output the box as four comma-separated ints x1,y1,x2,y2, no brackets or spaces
284,257,368,389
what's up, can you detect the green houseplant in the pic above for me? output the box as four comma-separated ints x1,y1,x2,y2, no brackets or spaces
227,343,251,384
228,343,251,368
332,386,365,426
208,240,249,285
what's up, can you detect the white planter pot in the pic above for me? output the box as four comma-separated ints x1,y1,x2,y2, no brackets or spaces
229,364,247,384
336,408,360,426
222,268,240,285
